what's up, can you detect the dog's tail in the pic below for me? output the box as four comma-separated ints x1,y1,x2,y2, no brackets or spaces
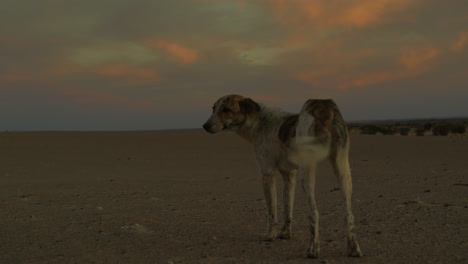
289,99,336,165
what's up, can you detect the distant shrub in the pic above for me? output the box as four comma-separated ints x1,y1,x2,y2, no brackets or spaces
379,126,397,135
432,125,450,136
415,127,425,136
399,127,410,136
450,124,466,134
360,125,380,135
423,123,434,131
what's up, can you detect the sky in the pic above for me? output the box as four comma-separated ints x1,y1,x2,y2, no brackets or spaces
0,0,467,131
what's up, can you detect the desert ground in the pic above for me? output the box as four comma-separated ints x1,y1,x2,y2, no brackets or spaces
0,130,467,264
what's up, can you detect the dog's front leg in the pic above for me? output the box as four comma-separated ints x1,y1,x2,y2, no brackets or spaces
261,172,279,241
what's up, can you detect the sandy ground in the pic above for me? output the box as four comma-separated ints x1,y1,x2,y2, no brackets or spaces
0,130,467,264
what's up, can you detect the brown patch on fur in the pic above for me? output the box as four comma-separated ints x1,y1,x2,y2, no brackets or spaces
214,95,261,130
239,98,261,115
217,95,260,115
278,114,299,144
332,112,349,148
303,99,349,148
219,95,244,111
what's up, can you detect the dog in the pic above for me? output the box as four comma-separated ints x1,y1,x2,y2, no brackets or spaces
203,94,362,258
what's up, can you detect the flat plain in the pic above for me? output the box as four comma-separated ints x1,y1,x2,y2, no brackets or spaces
0,131,467,264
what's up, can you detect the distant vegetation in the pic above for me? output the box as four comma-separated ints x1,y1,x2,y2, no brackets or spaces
348,118,468,136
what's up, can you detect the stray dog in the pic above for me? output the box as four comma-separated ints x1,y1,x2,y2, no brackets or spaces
203,94,362,258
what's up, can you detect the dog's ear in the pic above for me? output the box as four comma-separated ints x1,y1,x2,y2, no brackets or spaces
239,98,261,114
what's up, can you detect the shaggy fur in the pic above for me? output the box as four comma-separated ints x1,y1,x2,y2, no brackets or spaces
203,94,362,258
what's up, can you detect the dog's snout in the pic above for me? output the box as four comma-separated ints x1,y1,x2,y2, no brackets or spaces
203,122,212,132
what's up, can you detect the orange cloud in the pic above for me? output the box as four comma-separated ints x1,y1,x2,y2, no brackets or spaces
338,46,440,90
94,64,159,83
451,31,468,52
337,0,415,28
145,39,199,64
399,47,440,73
289,41,377,87
338,71,397,90
262,0,416,29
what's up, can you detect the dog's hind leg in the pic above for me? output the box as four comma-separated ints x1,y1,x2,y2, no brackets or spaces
330,147,363,257
279,169,297,239
300,165,320,258
261,172,279,241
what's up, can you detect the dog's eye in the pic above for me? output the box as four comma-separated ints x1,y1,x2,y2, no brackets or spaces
222,107,231,113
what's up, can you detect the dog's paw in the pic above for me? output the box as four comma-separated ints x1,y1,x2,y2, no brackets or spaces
306,243,320,259
348,239,363,257
260,232,277,241
348,248,363,258
306,248,319,259
279,228,291,239
259,224,280,241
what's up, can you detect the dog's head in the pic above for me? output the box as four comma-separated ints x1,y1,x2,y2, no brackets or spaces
203,94,261,134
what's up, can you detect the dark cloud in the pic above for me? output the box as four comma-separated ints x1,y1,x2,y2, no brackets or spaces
0,0,467,130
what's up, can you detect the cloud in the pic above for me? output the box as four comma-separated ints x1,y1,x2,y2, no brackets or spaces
0,73,32,83
286,39,379,88
260,0,417,29
93,64,159,83
0,63,81,85
145,39,200,64
399,46,440,73
54,87,154,111
218,0,421,62
1,0,468,130
292,69,336,86
451,31,468,52
238,47,287,65
70,43,160,67
250,94,284,104
337,71,397,90
338,46,441,90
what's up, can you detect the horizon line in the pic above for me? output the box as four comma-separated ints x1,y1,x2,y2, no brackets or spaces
1,116,467,132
